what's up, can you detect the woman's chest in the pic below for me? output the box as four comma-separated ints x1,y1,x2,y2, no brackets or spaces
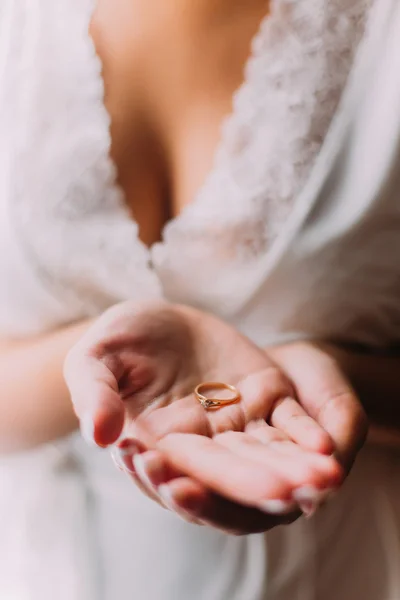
2,0,389,345
90,0,269,247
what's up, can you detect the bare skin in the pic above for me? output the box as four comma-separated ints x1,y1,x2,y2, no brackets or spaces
90,0,270,245
0,0,399,536
0,0,271,451
64,301,359,533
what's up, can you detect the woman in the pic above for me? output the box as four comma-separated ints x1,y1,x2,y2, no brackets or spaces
1,0,400,598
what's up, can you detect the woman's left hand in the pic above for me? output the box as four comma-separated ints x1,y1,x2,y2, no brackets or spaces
267,341,368,474
128,341,368,533
65,301,367,535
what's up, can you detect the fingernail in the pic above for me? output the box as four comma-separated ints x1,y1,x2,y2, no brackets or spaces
110,448,124,472
111,440,141,474
158,484,177,510
158,485,202,525
292,486,334,519
133,454,155,488
80,415,96,447
259,499,297,515
293,486,332,504
299,499,318,518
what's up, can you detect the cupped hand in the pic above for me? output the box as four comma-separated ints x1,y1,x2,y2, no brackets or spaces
64,301,346,533
268,341,368,473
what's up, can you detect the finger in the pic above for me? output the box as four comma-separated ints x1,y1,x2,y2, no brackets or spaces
272,344,368,470
207,367,294,436
132,368,293,446
269,397,334,454
246,418,289,442
132,396,211,447
111,438,147,475
158,478,209,525
215,431,343,491
247,420,330,459
64,353,125,447
159,478,299,534
158,433,298,511
227,423,342,517
133,450,182,494
111,441,181,505
111,440,159,503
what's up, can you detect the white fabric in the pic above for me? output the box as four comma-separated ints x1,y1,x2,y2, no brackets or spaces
1,0,400,599
0,0,369,336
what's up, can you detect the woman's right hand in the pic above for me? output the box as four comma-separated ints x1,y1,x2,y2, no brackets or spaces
64,301,344,533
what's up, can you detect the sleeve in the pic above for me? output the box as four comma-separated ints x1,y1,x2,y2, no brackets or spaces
0,0,89,337
0,185,87,337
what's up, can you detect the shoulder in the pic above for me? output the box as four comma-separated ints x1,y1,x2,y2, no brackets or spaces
0,0,105,334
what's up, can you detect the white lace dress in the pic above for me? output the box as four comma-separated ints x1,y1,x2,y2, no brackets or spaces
1,1,400,599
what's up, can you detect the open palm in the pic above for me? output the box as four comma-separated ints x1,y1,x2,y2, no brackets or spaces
65,301,344,532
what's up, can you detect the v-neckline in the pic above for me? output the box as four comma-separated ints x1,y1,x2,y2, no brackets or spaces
93,3,273,259
5,0,376,326
70,0,373,310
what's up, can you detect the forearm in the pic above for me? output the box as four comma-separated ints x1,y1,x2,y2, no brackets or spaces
0,320,92,454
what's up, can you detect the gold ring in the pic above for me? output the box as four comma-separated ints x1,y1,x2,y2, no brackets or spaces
194,382,240,410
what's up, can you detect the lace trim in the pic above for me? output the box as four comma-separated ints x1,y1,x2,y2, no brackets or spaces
157,0,373,260
11,0,161,319
10,0,372,319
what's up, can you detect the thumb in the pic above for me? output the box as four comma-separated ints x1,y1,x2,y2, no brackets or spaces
64,352,125,447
